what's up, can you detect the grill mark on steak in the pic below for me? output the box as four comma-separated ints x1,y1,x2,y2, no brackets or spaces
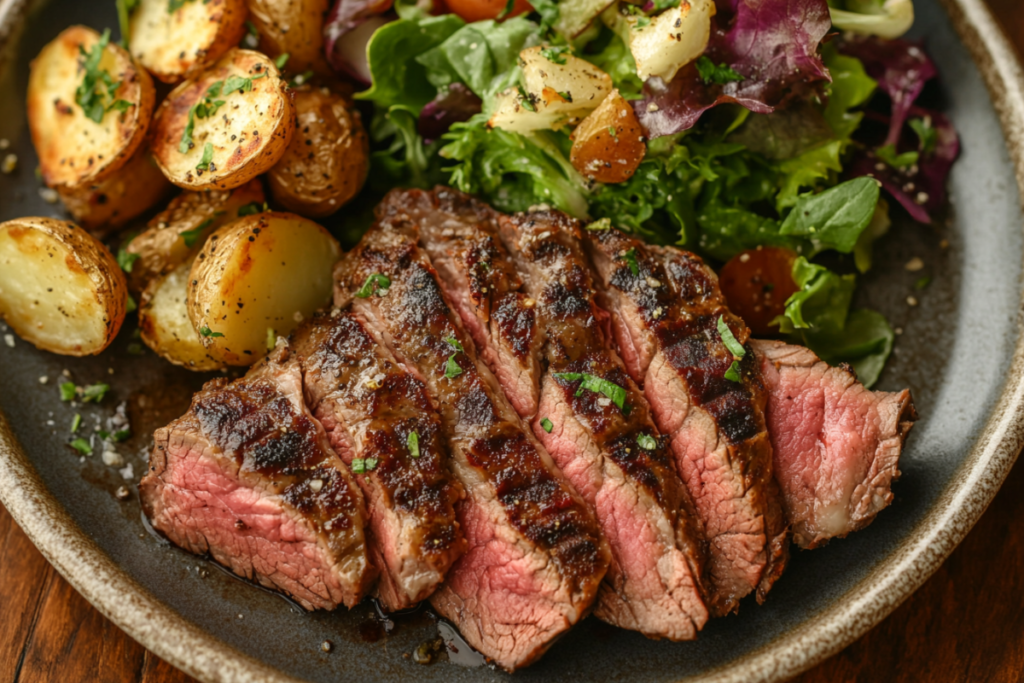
585,228,788,615
410,187,542,418
335,198,609,670
495,209,710,640
140,348,375,611
751,339,917,549
293,311,466,610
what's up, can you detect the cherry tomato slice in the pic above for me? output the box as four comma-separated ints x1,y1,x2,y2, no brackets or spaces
444,0,532,22
718,247,799,337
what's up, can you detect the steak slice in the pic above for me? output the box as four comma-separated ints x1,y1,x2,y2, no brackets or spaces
140,347,375,611
497,209,709,640
293,311,466,611
336,195,610,671
413,187,542,418
751,339,917,548
585,228,788,615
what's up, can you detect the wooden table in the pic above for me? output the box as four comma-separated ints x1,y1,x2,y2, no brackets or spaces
4,2,1024,680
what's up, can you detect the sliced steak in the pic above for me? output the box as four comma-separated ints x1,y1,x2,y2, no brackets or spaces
413,187,542,418
751,339,917,548
585,228,788,615
293,311,466,611
496,209,709,640
336,194,610,671
140,347,375,611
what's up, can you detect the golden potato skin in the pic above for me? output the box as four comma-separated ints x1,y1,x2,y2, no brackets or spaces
245,0,334,78
150,49,296,191
129,0,249,83
187,212,340,365
570,89,646,184
0,218,127,356
28,26,155,191
267,87,369,218
139,261,226,371
57,145,173,237
125,179,266,293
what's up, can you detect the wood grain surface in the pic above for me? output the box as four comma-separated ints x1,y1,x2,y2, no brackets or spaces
2,2,1024,681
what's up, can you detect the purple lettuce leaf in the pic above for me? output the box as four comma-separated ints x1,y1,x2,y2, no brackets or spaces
837,35,937,146
848,107,959,224
325,0,394,76
418,83,483,141
636,0,833,138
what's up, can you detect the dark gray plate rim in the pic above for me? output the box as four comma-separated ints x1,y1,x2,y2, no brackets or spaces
2,0,1024,681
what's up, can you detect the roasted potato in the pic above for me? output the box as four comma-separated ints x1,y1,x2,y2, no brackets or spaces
129,0,249,83
570,89,646,184
267,87,368,218
124,179,266,293
602,0,715,83
150,49,296,191
245,0,334,78
0,218,127,356
28,26,155,192
57,144,173,237
489,46,612,134
139,260,226,370
187,212,340,365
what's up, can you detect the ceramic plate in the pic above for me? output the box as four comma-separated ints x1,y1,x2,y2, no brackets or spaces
2,0,1024,681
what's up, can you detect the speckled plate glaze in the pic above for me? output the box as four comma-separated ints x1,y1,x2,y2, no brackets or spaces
1,0,1023,681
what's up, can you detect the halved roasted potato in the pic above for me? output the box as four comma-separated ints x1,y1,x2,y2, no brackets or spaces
267,86,368,218
150,49,295,191
124,179,266,293
28,26,155,191
129,0,249,83
489,46,612,134
570,89,646,183
187,212,340,365
0,218,127,356
57,144,173,237
602,0,715,83
245,0,334,78
139,260,226,371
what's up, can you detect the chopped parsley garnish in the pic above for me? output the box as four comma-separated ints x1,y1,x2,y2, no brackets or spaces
223,72,267,96
558,90,572,102
60,382,77,402
407,431,420,458
497,0,516,19
196,142,214,172
117,248,140,273
290,70,314,87
351,457,379,474
366,457,379,470
553,372,627,411
875,144,919,171
69,438,93,456
354,273,391,298
637,433,657,450
540,418,553,433
909,117,938,154
99,428,131,442
180,217,215,248
651,0,681,9
444,337,464,379
607,126,617,138
168,0,209,12
915,276,932,290
517,85,537,112
81,383,110,403
70,413,82,433
724,360,743,383
126,294,137,314
179,74,265,154
695,56,745,85
199,326,224,338
266,327,277,351
75,29,134,124
540,45,570,65
586,218,611,231
621,4,651,28
237,202,262,217
717,315,746,359
275,53,290,69
245,20,259,39
179,107,197,154
619,247,640,276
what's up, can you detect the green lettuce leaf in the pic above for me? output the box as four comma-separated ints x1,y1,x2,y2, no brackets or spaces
779,177,881,254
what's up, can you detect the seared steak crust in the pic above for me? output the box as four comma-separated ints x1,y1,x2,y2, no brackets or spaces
140,349,374,610
293,311,466,610
411,187,542,418
498,210,709,640
585,228,788,615
752,339,917,548
335,196,609,670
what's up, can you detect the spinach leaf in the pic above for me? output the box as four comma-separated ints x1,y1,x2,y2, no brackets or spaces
779,177,880,254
